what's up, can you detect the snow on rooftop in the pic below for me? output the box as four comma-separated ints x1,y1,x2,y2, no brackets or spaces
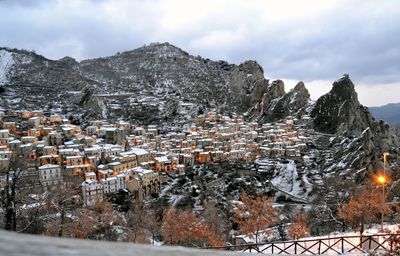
108,162,121,166
129,147,149,156
155,156,169,162
38,154,59,158
38,164,60,169
132,167,154,175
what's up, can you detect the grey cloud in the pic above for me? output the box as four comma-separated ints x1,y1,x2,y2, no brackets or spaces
0,0,399,87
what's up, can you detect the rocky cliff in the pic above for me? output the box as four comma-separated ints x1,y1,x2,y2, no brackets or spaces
310,75,399,173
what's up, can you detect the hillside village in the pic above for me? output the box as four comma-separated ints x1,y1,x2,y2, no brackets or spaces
0,109,313,206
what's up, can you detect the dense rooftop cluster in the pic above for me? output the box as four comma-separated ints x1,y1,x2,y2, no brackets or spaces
0,109,313,206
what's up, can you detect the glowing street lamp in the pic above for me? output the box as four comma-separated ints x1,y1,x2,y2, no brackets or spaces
376,175,386,185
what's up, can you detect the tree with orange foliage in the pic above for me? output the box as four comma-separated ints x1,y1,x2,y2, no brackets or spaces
288,213,309,240
338,186,390,236
162,207,223,247
233,192,277,244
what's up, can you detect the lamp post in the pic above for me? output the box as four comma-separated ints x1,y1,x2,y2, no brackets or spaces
376,175,386,231
379,152,390,231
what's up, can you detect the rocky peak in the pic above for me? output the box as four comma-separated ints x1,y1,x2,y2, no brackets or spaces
257,81,311,122
330,75,358,102
290,81,310,103
265,79,285,100
259,80,285,113
311,75,374,135
123,42,189,59
238,60,264,80
293,81,307,93
2,42,285,126
59,56,78,66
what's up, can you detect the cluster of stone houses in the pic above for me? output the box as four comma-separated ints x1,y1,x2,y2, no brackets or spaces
0,109,312,206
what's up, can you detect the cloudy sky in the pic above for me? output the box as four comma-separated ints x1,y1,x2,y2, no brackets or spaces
1,0,399,106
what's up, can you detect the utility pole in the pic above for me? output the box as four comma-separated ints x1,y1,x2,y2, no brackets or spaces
381,152,390,231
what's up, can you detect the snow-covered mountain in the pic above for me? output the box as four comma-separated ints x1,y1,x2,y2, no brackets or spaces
0,43,312,127
1,42,398,150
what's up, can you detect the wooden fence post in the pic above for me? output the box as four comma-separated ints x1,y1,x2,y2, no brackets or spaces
318,240,321,254
341,238,344,254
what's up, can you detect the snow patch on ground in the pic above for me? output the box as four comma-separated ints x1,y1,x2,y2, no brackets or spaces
271,161,299,195
0,50,15,85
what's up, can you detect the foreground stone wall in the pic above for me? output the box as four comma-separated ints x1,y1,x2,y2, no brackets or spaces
0,230,247,256
0,230,244,256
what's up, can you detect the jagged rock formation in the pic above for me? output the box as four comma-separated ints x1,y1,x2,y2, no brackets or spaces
310,75,399,174
310,75,375,135
310,75,397,144
245,79,311,123
261,80,286,113
262,81,311,122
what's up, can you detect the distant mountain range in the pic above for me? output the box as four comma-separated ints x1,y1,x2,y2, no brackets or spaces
369,103,400,126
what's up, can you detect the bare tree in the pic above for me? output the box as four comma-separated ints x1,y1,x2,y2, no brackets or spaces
127,202,147,243
0,157,27,231
44,185,81,237
68,208,96,239
0,157,47,233
88,199,125,241
201,200,230,240
143,203,162,244
127,201,161,244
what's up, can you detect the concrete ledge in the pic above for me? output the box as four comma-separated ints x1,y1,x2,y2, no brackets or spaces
0,230,244,256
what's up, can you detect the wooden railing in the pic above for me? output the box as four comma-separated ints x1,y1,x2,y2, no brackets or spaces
207,234,399,254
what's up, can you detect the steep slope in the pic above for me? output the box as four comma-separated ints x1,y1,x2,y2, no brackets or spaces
0,47,101,121
77,43,273,125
